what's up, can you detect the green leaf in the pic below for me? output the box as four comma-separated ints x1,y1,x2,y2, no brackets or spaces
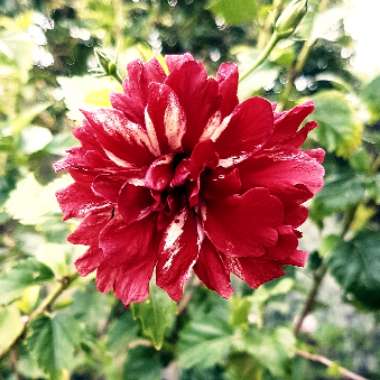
0,305,24,356
361,75,380,122
27,314,81,379
107,312,139,353
123,346,162,380
239,327,296,377
178,313,233,369
208,0,257,25
0,258,54,305
4,173,70,225
312,91,363,158
229,296,251,329
310,169,366,220
20,126,53,154
329,230,380,309
368,173,380,205
132,284,176,350
226,353,262,380
10,102,51,134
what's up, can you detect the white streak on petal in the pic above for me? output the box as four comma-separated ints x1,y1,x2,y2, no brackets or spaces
164,92,186,150
218,154,249,168
210,114,232,142
92,109,156,157
127,177,145,186
163,209,187,270
104,149,133,168
199,111,221,142
144,107,161,156
196,221,204,252
123,120,156,154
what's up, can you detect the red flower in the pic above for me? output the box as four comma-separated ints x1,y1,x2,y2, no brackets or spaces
55,53,324,305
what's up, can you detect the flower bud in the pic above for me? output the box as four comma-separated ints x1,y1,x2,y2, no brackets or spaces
94,48,110,72
94,48,119,77
275,0,308,38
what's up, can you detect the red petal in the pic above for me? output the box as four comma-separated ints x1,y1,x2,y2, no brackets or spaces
306,147,325,163
165,61,220,149
82,108,154,167
75,247,103,276
216,62,239,117
99,215,156,266
156,208,199,301
111,58,166,124
239,148,324,202
145,154,174,191
286,250,308,267
172,140,218,188
56,183,109,220
267,101,314,147
68,208,113,245
146,83,186,153
194,239,233,298
166,53,195,72
118,182,157,225
91,175,127,202
203,187,283,257
113,235,158,305
214,97,274,159
267,225,299,262
203,167,242,199
227,256,284,288
96,263,117,293
291,121,318,147
284,203,308,227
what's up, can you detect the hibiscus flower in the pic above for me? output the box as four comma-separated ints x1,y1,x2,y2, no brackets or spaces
55,53,324,305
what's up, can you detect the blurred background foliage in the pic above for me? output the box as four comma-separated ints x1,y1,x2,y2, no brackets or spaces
0,0,379,379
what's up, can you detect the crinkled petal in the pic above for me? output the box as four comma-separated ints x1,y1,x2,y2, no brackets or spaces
216,62,239,117
214,97,274,159
111,58,166,124
172,140,218,187
239,148,325,202
113,239,158,305
156,208,199,301
145,154,174,191
118,182,157,225
56,183,109,220
194,239,233,298
99,215,156,266
203,167,242,200
227,256,284,288
267,101,314,147
82,108,154,167
166,53,195,72
203,187,283,257
165,61,220,149
68,207,113,245
146,83,186,153
91,174,127,202
75,247,103,276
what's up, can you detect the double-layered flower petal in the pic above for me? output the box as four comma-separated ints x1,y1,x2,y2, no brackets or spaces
55,53,324,305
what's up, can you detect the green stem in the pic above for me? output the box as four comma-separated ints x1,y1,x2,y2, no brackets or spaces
0,274,78,359
257,0,286,49
239,32,281,82
279,0,330,108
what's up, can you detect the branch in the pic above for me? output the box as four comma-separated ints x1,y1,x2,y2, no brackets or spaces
296,349,368,380
293,204,358,335
0,274,78,359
